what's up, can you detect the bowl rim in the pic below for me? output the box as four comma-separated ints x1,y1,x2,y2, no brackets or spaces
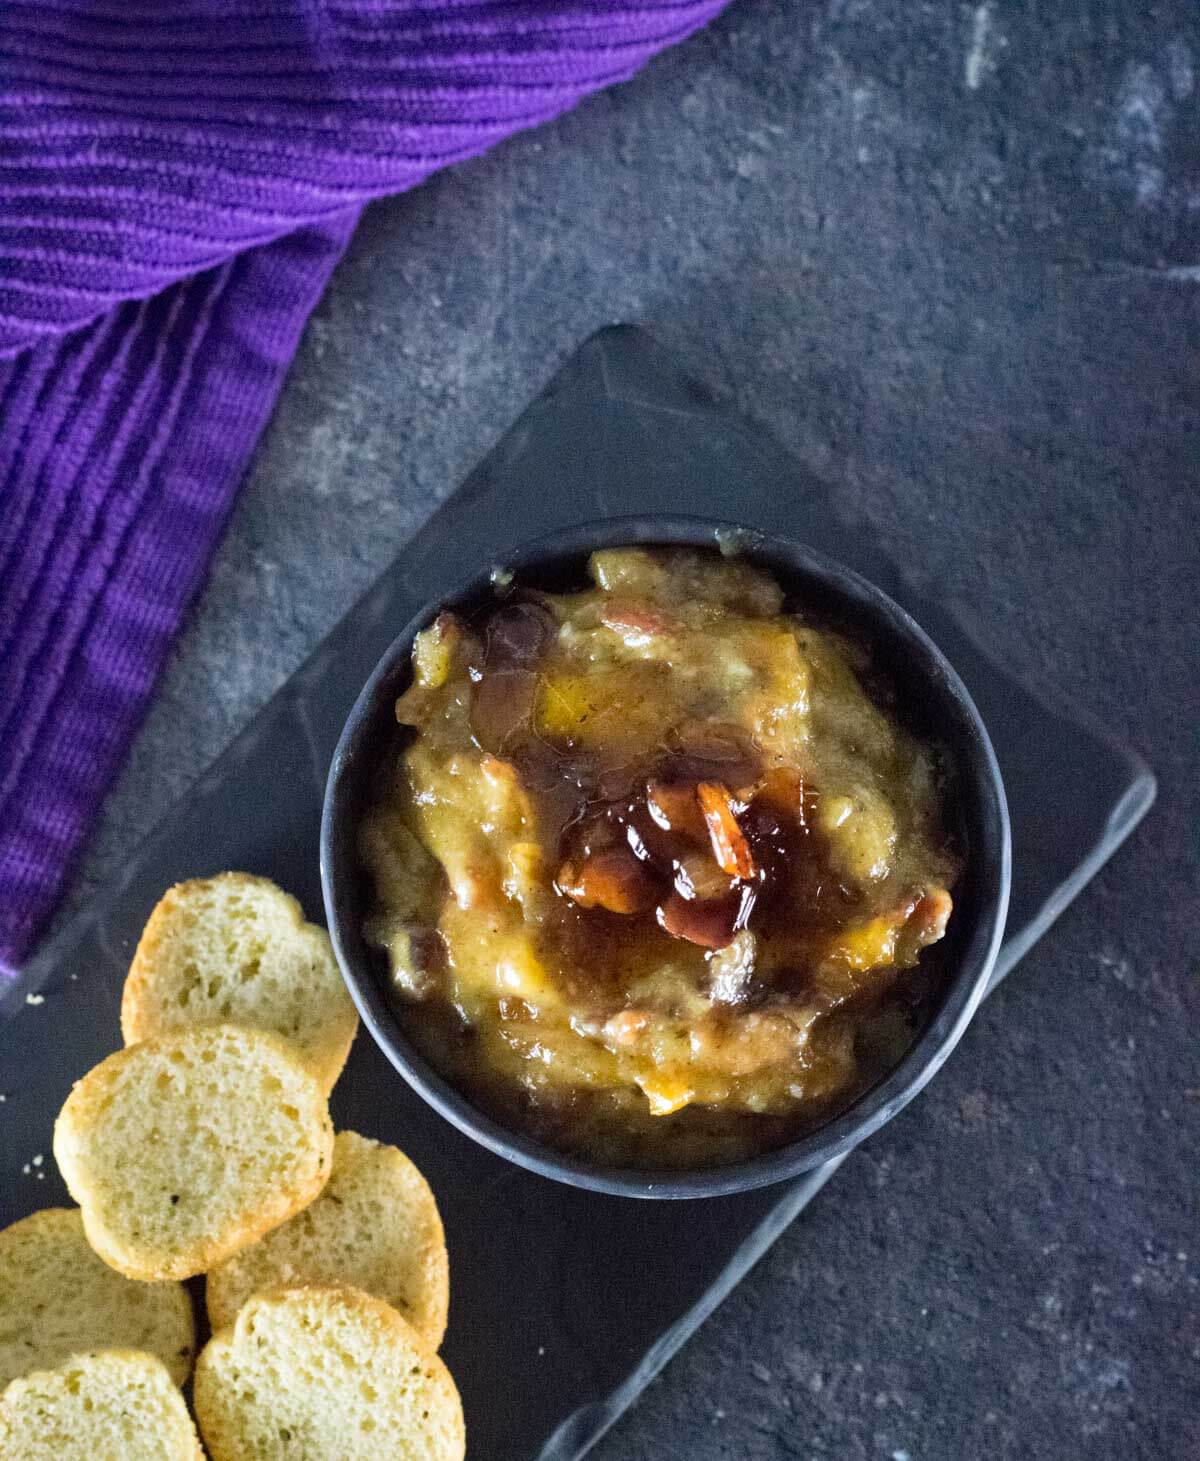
320,514,1011,1199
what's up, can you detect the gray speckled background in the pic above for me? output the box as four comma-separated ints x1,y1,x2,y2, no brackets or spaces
50,0,1198,1456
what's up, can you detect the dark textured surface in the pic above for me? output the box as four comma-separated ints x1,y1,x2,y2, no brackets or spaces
44,0,1198,1456
0,327,1154,1460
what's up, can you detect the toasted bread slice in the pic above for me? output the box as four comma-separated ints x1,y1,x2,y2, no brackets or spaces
0,1349,203,1459
194,1286,465,1461
0,1208,194,1389
121,874,357,1094
54,1025,334,1281
206,1131,449,1347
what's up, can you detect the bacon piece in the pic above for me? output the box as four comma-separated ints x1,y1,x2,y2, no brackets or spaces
671,850,733,903
907,888,953,948
696,781,756,880
603,1008,651,1048
646,780,709,843
657,892,740,949
556,847,658,915
599,598,680,637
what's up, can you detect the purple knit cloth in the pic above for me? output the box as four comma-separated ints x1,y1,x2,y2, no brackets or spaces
0,0,728,977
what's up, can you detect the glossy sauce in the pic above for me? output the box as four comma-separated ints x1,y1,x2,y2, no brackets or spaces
360,548,961,1168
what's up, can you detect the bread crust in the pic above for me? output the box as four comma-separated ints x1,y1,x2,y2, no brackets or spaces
54,1025,334,1282
0,1349,204,1460
121,873,357,1095
206,1130,449,1347
0,1207,195,1387
195,1285,465,1461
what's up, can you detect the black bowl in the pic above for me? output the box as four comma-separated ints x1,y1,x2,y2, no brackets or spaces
321,516,1010,1198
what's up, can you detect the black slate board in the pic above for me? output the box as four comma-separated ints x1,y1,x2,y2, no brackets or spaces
0,326,1155,1460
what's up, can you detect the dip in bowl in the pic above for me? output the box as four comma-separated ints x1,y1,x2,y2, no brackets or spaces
322,518,1009,1197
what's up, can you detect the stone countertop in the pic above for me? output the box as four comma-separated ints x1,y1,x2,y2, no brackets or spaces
60,1,1198,1456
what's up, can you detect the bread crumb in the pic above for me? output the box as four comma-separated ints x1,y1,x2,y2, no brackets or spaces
21,1164,30,1175
0,1093,7,1102
25,993,45,1006
36,1170,45,1180
31,1153,43,1166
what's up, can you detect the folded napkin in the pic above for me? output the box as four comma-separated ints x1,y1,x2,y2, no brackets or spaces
0,0,729,977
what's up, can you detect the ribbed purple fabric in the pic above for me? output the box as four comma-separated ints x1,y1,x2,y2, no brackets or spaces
0,0,728,976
